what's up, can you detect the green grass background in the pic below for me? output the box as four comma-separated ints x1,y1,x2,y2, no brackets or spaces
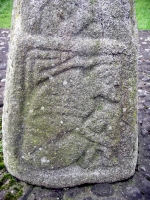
136,0,150,30
0,0,150,29
0,0,13,28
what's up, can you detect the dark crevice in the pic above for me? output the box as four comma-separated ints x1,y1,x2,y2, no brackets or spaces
121,119,130,126
36,47,73,53
93,94,120,103
37,56,60,61
39,54,76,73
73,20,94,36
21,185,34,200
82,108,96,123
36,76,49,86
52,65,82,76
100,14,104,37
88,124,108,136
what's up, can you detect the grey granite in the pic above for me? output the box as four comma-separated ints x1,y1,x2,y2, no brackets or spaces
2,0,138,188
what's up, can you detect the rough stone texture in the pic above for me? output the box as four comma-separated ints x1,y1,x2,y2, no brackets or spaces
2,0,138,188
0,29,9,114
91,183,114,197
0,28,150,200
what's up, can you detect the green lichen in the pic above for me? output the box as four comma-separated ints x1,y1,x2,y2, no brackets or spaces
90,0,97,5
95,40,100,53
97,105,103,110
114,137,120,144
113,157,118,164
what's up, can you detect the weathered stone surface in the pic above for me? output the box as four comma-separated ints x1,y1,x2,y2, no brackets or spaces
122,186,143,200
2,0,138,188
91,183,114,197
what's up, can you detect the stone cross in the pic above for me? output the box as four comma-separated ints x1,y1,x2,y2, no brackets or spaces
3,0,138,188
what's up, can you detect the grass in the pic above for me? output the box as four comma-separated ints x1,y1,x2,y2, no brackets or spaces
135,0,150,30
0,0,13,28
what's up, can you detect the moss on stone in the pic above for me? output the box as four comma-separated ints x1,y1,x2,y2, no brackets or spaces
113,157,118,164
0,172,23,199
4,188,23,200
98,105,103,110
0,173,16,190
113,137,120,146
90,0,97,5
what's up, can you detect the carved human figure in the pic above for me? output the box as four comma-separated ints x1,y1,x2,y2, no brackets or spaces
3,0,138,188
17,0,135,170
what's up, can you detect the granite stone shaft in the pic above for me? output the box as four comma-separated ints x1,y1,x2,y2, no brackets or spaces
2,0,138,188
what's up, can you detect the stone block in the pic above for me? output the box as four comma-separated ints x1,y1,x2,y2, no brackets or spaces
2,0,138,188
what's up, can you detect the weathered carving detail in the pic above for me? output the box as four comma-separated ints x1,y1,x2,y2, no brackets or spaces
20,37,124,170
3,0,138,188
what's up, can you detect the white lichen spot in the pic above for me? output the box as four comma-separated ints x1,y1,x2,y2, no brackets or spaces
29,109,33,113
39,148,42,151
49,75,53,80
108,126,112,131
123,108,127,112
41,106,44,110
128,87,132,91
76,127,80,131
60,120,63,124
63,80,67,85
41,157,50,164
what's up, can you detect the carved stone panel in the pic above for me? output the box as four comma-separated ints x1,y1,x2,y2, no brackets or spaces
2,0,138,188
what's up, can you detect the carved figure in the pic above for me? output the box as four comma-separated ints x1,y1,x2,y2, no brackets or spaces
3,0,138,188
